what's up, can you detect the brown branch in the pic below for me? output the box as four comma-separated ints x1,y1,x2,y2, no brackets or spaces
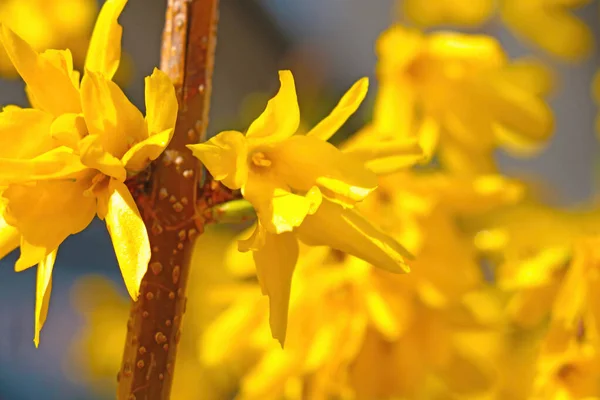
116,1,221,399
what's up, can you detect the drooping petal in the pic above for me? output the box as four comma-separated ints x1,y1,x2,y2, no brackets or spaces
0,106,54,158
252,230,299,346
306,77,368,142
81,70,147,158
50,113,87,149
84,0,127,79
272,135,378,207
122,128,174,173
242,174,322,234
0,216,19,259
78,134,126,181
15,238,49,272
0,146,88,184
187,130,248,189
34,249,56,347
246,70,300,140
144,68,178,135
3,179,96,261
295,200,412,273
104,179,150,300
0,26,80,116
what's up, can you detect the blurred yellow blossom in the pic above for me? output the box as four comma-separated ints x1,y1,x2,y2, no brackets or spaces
374,25,554,175
501,0,594,62
0,0,97,77
0,0,178,346
401,0,496,28
190,70,418,346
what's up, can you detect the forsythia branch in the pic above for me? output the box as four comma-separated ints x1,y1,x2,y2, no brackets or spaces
116,0,220,399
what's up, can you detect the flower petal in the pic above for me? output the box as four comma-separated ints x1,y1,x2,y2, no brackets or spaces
81,70,147,158
295,200,412,273
187,130,248,189
0,216,19,260
0,26,80,115
273,135,378,206
78,135,126,181
34,249,56,347
0,106,54,158
104,179,150,300
84,0,127,79
3,179,96,260
246,70,299,140
122,128,174,173
306,77,368,142
343,137,424,174
0,146,88,184
252,230,299,346
145,68,178,135
50,113,87,149
243,174,322,234
15,238,49,272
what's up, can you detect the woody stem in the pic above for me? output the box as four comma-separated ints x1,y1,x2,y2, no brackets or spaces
116,1,220,399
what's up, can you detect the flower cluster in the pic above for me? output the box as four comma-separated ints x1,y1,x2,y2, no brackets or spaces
0,0,178,346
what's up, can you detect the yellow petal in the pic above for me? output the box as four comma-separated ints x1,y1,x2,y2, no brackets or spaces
144,68,178,134
252,231,299,346
104,179,150,300
343,137,424,174
306,77,369,141
273,135,378,206
246,70,300,140
403,0,495,27
4,179,96,260
15,238,48,272
78,134,126,181
0,26,80,116
187,130,248,189
238,224,268,256
0,146,88,184
34,249,56,347
478,76,554,143
81,70,147,158
372,77,416,138
50,113,87,149
0,215,19,259
122,128,174,173
0,106,54,158
243,174,322,234
295,200,411,273
84,0,127,79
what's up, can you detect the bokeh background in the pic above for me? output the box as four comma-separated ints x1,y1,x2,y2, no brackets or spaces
0,0,598,399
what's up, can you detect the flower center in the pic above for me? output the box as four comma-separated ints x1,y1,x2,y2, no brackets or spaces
250,151,272,168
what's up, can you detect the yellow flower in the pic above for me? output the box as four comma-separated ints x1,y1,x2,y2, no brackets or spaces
204,245,502,400
190,70,415,346
0,0,97,77
501,0,594,62
375,26,554,175
400,0,495,27
0,0,178,346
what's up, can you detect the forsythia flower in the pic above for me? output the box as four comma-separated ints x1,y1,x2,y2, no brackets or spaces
374,25,554,175
0,0,178,345
500,0,594,61
189,71,417,345
400,0,495,28
0,0,96,77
